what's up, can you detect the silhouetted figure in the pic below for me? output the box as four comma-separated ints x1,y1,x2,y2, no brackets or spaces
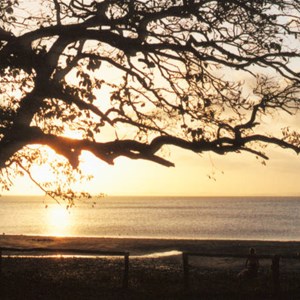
238,247,259,279
271,255,280,293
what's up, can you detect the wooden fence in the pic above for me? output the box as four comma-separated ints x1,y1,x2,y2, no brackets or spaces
182,252,294,291
0,247,297,291
0,247,129,289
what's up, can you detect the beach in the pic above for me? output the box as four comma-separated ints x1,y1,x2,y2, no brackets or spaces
1,234,300,256
1,235,300,299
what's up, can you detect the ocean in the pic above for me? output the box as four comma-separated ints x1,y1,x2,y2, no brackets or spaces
0,196,299,241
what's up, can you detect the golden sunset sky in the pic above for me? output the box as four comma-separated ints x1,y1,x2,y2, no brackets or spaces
3,1,300,197
5,144,300,197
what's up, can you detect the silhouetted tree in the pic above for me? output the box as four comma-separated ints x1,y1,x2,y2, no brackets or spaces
1,0,300,201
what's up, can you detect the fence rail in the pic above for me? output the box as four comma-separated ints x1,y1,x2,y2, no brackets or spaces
0,247,129,289
182,251,299,290
1,247,298,291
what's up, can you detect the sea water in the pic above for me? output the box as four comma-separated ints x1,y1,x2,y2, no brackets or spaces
0,196,299,241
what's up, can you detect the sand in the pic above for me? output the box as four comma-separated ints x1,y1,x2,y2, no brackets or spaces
2,234,300,256
1,235,300,299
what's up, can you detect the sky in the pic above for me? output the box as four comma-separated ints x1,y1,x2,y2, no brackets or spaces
4,69,300,197
3,1,300,198
5,144,300,197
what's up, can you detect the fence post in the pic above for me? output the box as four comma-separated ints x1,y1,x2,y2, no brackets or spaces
183,252,189,289
271,255,280,294
123,253,129,289
0,249,2,276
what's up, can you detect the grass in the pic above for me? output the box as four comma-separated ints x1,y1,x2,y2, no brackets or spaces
1,255,300,299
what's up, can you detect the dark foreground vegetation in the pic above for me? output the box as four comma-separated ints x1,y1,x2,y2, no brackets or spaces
1,255,300,300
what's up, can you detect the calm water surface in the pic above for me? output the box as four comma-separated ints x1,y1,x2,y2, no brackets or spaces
0,196,299,241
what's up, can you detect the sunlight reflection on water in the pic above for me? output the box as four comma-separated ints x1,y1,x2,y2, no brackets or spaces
1,196,300,240
45,205,72,237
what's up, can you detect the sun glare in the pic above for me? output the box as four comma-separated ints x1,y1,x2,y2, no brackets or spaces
62,129,84,139
31,163,56,182
46,205,71,236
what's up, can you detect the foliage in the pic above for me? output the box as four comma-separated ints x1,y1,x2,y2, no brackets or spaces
1,0,300,201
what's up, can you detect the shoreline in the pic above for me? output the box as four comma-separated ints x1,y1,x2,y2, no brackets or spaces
2,235,300,298
1,234,300,256
4,232,300,241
